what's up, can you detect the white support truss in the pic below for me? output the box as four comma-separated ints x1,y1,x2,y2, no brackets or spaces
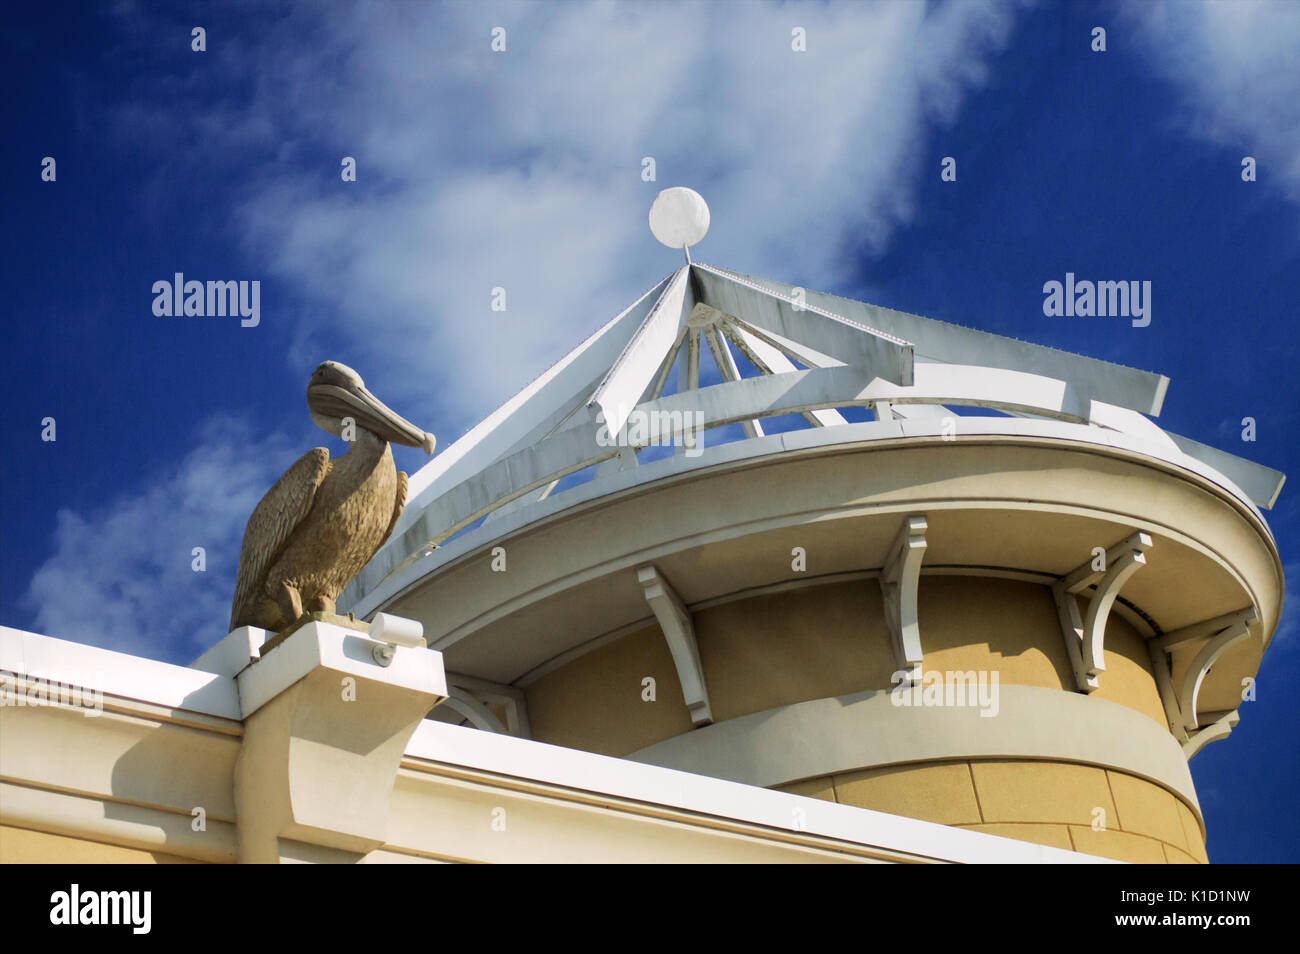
703,323,764,438
637,565,713,726
718,316,847,428
1051,531,1152,692
443,687,510,735
1154,607,1257,733
446,673,532,739
880,515,928,683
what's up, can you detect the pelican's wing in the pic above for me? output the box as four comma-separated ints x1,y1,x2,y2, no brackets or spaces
380,470,408,552
230,447,330,629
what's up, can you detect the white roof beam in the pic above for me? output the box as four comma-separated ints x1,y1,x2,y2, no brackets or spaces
721,319,846,427
1165,432,1285,511
704,325,763,439
684,328,700,391
693,264,914,387
399,271,680,531
699,264,1168,416
635,364,1090,440
588,267,693,440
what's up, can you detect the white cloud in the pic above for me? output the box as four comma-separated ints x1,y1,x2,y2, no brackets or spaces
21,418,297,662
216,0,1024,425
1123,0,1300,201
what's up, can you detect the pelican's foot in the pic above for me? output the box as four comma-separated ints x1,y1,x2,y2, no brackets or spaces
274,583,305,629
305,594,337,616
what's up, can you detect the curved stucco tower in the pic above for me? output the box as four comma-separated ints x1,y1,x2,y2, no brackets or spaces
341,252,1285,864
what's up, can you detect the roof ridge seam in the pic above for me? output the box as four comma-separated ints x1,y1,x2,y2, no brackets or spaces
588,266,688,408
695,263,913,348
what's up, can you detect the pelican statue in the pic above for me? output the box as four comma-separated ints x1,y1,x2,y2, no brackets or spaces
230,361,436,632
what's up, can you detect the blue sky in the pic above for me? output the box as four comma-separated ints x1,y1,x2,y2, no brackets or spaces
2,0,1297,861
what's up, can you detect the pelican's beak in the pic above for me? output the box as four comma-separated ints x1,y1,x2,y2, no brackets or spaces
309,380,436,454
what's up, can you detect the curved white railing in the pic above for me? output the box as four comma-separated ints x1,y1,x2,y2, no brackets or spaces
341,360,1282,616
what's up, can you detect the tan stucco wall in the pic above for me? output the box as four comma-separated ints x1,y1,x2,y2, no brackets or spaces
524,575,1169,758
520,574,1193,863
0,824,201,864
694,582,895,724
776,759,1206,864
526,624,694,756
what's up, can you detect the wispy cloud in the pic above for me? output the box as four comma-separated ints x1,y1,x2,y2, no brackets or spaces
20,417,297,662
1123,0,1300,203
114,0,1025,426
26,1,1029,659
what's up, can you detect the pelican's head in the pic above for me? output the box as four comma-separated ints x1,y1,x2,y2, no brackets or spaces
306,361,436,454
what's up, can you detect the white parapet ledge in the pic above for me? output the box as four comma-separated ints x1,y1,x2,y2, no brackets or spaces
0,625,240,722
402,719,1110,864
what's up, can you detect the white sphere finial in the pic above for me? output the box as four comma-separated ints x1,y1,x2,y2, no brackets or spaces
649,187,710,255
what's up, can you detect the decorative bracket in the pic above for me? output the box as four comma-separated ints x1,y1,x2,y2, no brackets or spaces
444,673,532,738
637,565,713,726
1183,709,1241,759
1152,606,1257,733
1052,531,1152,692
443,687,510,734
880,515,928,683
